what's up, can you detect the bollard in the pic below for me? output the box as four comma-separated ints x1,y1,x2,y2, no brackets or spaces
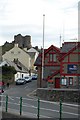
6,95,8,112
37,98,40,120
60,100,62,120
20,97,22,115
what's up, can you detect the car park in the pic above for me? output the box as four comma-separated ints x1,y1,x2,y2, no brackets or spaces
16,78,26,85
24,76,32,83
32,74,38,80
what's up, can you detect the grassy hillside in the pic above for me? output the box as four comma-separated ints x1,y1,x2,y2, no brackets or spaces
2,41,14,55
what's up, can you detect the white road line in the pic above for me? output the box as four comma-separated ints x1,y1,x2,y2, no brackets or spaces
40,100,79,110
8,96,14,101
39,107,78,116
27,89,37,99
28,89,37,95
63,103,78,107
24,86,28,89
62,111,78,116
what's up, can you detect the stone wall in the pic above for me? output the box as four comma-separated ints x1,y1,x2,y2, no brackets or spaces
37,88,80,103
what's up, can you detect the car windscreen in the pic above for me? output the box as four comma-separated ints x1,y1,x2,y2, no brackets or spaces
25,77,29,79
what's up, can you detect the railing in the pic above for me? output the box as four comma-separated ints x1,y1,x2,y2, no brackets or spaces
0,94,78,119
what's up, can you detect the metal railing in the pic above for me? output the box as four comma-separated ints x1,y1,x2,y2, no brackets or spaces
0,94,78,119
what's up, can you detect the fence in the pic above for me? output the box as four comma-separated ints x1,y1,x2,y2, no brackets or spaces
0,94,78,119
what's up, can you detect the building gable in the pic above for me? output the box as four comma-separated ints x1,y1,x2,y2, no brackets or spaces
2,44,31,70
35,45,60,66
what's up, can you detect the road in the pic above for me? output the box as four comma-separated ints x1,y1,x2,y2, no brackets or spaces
0,80,79,119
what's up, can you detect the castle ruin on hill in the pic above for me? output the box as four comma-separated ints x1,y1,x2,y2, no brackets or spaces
14,34,32,49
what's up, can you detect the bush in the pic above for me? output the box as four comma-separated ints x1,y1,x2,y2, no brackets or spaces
2,66,17,83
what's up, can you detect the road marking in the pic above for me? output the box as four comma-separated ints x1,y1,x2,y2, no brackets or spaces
24,86,28,89
8,96,14,101
62,111,78,116
62,103,78,107
27,89,37,95
39,107,78,116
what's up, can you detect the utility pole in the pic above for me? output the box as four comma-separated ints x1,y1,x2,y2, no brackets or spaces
42,14,45,82
60,34,62,48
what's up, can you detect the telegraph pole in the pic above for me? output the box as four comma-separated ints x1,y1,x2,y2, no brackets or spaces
42,14,45,81
60,34,62,48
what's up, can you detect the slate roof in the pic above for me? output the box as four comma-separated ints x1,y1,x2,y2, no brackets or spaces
27,52,36,58
3,59,28,73
60,42,78,53
59,42,80,61
35,42,79,66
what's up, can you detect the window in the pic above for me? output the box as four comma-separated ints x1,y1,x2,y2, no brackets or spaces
49,53,57,62
61,78,67,85
69,77,73,85
49,54,53,62
53,54,57,62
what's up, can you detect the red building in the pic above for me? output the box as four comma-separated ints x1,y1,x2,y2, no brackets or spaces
34,42,80,89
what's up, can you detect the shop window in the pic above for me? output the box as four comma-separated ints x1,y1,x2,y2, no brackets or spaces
61,78,67,85
69,77,73,85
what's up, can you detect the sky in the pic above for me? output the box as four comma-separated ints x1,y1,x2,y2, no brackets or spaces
0,0,79,48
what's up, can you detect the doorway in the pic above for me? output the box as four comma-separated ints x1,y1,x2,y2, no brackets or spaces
55,78,60,88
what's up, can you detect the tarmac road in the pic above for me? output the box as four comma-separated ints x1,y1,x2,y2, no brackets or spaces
0,81,79,119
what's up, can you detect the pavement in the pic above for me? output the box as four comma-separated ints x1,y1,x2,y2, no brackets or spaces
1,111,60,120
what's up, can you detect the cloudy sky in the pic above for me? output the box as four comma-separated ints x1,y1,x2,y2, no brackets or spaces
0,0,79,48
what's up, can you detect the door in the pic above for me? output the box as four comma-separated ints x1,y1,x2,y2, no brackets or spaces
55,78,60,88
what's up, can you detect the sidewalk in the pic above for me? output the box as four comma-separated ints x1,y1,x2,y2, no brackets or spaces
1,111,59,120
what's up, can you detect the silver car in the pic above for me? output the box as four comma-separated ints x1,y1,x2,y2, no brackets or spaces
24,76,32,82
16,78,26,85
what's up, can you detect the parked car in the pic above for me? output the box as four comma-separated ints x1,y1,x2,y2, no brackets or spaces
0,86,4,93
24,76,32,83
32,74,38,80
16,78,26,85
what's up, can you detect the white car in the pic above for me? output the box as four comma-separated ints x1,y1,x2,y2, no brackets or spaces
24,76,32,82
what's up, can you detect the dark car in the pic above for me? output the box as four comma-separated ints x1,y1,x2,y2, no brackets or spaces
16,78,26,85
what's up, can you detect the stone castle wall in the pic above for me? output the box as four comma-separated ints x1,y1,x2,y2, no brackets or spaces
14,34,32,49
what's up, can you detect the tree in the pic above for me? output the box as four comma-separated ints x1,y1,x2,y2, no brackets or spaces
2,65,17,83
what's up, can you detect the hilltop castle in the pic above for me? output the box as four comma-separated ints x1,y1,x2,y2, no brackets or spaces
14,34,32,49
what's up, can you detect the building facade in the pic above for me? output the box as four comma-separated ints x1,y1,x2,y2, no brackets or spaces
35,42,80,89
2,44,31,70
